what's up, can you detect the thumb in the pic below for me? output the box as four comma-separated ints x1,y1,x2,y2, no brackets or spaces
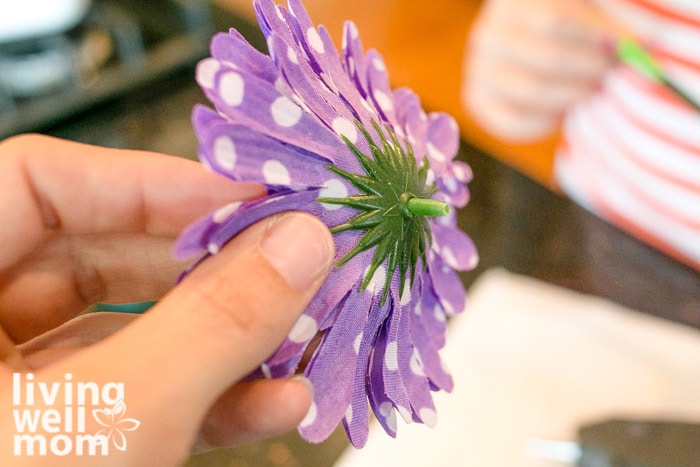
30,212,334,464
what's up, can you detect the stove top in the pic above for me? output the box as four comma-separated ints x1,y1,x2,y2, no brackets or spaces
0,0,216,139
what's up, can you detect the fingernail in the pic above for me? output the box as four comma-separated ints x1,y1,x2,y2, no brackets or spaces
260,214,334,290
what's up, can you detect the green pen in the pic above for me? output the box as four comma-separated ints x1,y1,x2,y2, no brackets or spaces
616,37,700,112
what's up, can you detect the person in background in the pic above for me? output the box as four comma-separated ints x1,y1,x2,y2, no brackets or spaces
464,0,700,269
220,0,699,269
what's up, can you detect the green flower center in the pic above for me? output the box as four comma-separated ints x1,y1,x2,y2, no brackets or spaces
317,121,449,304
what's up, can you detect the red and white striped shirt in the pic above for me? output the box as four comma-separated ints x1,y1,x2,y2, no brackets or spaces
555,0,700,269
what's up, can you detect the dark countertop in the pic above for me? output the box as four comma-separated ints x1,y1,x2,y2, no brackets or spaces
21,9,698,467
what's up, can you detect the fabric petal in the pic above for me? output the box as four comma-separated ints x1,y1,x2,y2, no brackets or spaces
211,31,277,83
425,113,460,172
198,60,345,163
264,248,368,369
364,306,398,440
199,121,334,187
431,221,479,271
300,288,371,442
396,304,439,425
380,286,413,424
427,250,467,316
409,294,454,391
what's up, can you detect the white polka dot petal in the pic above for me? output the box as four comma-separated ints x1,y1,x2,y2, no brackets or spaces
384,341,398,371
213,135,237,171
275,4,284,20
419,407,437,428
372,57,386,71
397,405,412,424
287,46,299,64
440,246,458,269
331,117,357,143
433,305,447,323
319,178,347,210
386,408,398,432
365,265,387,295
379,401,393,418
212,201,242,223
307,27,325,53
299,401,317,428
373,90,393,112
288,314,318,343
413,303,422,316
271,96,303,127
426,142,447,162
350,22,360,39
196,58,220,89
410,348,425,376
262,160,291,185
353,333,363,354
219,71,245,107
400,280,412,305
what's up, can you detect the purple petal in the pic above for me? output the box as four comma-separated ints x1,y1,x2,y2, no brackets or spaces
427,251,467,316
341,296,391,447
396,300,439,425
265,33,370,170
198,120,335,187
264,248,368,368
380,289,413,425
299,288,371,442
415,276,448,348
196,58,346,164
425,113,460,172
342,21,368,96
409,295,453,391
431,221,479,271
364,304,397,441
210,31,277,83
365,50,398,129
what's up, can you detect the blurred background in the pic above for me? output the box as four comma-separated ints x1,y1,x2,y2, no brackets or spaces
0,0,554,185
1,1,698,466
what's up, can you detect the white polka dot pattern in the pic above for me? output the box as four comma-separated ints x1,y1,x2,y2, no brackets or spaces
219,72,245,106
288,314,318,343
270,96,303,127
262,160,291,185
213,135,237,171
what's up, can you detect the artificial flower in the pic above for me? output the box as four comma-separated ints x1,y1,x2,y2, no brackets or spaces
175,0,477,447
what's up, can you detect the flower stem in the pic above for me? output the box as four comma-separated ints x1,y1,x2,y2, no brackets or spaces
406,197,450,217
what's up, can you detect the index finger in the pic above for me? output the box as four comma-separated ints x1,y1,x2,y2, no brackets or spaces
0,134,264,270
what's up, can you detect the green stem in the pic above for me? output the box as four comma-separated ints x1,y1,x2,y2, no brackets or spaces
406,197,450,217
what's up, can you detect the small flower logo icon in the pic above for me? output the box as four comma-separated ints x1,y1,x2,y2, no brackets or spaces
93,400,141,451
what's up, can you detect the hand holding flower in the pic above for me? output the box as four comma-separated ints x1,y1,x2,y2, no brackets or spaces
0,135,333,464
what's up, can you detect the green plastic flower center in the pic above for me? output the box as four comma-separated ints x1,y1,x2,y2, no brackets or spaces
316,121,449,304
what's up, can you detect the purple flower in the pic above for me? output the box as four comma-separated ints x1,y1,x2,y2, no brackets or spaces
175,0,477,448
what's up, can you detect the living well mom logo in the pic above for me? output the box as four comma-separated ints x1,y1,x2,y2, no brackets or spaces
11,373,140,456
